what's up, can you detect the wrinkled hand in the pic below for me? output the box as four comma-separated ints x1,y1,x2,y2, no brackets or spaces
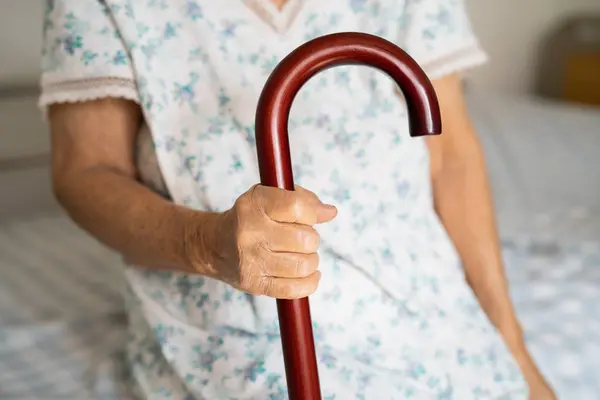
508,342,557,400
210,184,337,299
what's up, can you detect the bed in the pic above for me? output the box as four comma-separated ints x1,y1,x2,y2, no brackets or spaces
0,214,133,399
0,91,599,399
469,92,600,399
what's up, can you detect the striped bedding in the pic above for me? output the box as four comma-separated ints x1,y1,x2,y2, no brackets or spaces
0,214,132,399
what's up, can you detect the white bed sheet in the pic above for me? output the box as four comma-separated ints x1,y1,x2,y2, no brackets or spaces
503,237,600,399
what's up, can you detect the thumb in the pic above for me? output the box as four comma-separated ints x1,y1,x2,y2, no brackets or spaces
315,202,337,224
293,185,337,224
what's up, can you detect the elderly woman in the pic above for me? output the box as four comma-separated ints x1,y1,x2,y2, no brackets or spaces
41,0,554,398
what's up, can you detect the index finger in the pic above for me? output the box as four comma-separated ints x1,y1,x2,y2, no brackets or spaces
254,185,331,225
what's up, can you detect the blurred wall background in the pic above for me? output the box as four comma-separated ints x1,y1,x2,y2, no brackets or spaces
0,2,44,90
467,0,600,95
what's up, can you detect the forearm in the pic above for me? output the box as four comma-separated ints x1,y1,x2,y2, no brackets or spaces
53,167,220,275
426,75,551,393
436,154,550,385
432,148,523,342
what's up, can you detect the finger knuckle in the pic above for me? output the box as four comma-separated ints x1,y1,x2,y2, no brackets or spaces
295,254,318,277
282,196,303,221
236,229,255,249
303,188,319,202
236,195,255,216
262,278,280,298
241,184,266,212
303,228,321,252
293,256,309,277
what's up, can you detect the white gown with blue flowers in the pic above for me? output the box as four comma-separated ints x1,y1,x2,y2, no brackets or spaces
40,0,530,398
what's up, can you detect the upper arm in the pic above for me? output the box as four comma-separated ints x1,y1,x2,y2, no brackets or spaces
426,74,483,177
394,0,488,176
48,99,142,186
40,0,142,185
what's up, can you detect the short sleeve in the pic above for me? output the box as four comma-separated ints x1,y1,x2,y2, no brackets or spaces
397,0,488,80
39,0,139,113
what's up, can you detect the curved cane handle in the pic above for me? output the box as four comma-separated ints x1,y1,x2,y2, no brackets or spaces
254,32,442,400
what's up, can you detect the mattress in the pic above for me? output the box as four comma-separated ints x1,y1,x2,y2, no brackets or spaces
467,91,600,244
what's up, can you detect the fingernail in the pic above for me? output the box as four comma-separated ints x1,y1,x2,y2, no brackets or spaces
321,204,337,215
315,203,337,222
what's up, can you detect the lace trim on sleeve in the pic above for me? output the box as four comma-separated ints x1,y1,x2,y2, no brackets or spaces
420,42,489,81
38,77,140,118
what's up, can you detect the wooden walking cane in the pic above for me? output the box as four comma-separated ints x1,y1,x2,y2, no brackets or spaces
254,32,442,400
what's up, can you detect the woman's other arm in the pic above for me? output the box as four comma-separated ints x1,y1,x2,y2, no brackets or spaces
426,74,555,399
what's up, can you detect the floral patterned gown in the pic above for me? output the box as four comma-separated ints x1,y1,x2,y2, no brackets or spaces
40,0,529,398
